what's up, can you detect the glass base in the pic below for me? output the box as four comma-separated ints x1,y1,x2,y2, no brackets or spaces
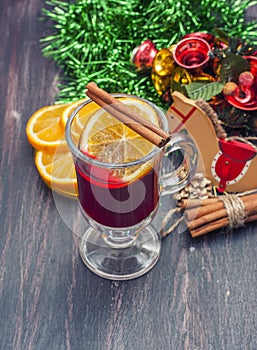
79,225,161,280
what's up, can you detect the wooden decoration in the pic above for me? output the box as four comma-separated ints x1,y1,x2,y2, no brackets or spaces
166,91,257,193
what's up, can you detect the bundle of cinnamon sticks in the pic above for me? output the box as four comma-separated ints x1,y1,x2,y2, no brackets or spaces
180,193,257,238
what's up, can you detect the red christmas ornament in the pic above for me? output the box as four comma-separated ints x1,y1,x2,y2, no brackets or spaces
173,37,211,71
131,39,158,70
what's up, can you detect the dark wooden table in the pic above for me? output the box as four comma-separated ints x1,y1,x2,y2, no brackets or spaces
1,1,257,349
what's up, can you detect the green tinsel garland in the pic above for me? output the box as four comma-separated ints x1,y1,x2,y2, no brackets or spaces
41,0,257,105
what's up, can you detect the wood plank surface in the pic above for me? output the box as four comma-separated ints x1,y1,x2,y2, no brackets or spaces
0,1,257,349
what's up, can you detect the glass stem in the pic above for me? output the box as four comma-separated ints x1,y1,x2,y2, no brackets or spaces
102,229,138,249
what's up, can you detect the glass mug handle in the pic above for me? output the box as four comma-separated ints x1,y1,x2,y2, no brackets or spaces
160,133,198,196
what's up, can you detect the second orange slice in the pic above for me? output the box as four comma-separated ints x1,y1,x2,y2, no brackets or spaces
35,150,78,197
26,104,68,153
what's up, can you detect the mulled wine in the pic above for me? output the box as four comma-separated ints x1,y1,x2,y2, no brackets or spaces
75,160,159,228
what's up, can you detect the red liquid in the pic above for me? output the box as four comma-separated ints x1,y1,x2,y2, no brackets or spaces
75,160,159,228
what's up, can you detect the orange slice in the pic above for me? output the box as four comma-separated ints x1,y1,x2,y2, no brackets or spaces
60,98,89,130
34,150,78,198
79,97,159,183
26,104,68,153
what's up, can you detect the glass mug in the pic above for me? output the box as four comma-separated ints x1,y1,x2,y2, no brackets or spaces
66,94,197,280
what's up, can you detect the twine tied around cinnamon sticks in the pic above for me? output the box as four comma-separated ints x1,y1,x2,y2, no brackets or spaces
220,194,245,228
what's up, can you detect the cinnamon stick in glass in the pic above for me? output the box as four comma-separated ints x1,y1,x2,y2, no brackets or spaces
85,82,171,148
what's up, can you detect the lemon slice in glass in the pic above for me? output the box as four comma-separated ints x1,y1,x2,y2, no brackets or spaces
79,97,160,183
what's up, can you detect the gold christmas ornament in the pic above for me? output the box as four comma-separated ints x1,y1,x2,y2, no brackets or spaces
152,48,175,77
151,71,172,96
171,66,194,85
